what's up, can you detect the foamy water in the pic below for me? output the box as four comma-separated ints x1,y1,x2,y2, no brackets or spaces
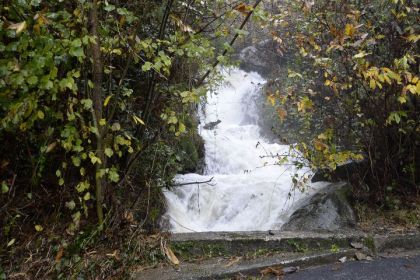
163,69,326,232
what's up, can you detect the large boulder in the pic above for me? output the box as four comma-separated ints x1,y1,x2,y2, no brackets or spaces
238,39,284,75
282,182,356,231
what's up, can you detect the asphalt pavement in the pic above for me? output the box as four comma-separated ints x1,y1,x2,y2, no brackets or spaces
285,254,420,280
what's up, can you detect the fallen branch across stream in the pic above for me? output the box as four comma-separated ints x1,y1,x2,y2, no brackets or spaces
172,177,215,187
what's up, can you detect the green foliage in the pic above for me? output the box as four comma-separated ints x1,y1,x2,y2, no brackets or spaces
1,0,257,277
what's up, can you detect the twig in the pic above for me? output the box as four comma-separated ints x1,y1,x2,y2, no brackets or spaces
172,177,214,187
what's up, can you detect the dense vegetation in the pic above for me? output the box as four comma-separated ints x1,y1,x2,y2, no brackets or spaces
0,0,263,277
0,0,418,278
266,0,419,206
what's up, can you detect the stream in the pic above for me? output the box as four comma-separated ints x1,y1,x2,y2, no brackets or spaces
163,68,326,232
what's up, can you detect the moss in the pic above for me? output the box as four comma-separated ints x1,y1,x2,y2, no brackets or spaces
286,239,309,253
172,241,228,261
363,236,376,253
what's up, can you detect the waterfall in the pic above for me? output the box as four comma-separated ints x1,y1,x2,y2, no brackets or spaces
163,68,325,232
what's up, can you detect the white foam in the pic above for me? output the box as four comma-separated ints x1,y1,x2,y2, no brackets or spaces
163,68,326,232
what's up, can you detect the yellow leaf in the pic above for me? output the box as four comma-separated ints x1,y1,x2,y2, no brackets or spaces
104,95,112,107
7,238,16,247
398,96,407,104
8,21,27,34
35,225,43,232
318,133,328,140
353,51,369,59
406,84,417,94
37,110,45,119
344,24,356,37
407,34,420,43
133,115,145,125
267,94,276,106
297,97,313,113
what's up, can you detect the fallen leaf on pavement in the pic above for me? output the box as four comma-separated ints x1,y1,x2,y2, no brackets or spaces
261,265,284,278
161,239,179,266
224,256,242,267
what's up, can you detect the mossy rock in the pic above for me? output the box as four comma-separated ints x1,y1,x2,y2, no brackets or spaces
176,113,205,174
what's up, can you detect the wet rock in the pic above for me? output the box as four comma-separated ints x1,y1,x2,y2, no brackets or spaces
282,182,356,231
355,252,368,261
238,39,282,75
239,46,266,68
283,266,299,274
203,120,221,130
350,242,364,249
339,256,347,263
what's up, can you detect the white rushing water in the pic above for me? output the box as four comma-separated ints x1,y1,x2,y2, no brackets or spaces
164,68,326,232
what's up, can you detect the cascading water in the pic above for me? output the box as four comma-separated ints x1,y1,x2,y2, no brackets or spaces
163,68,326,232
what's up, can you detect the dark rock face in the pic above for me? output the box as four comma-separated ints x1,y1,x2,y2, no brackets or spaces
311,160,368,183
282,182,356,231
238,39,283,76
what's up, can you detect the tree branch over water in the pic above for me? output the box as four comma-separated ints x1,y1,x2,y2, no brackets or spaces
172,177,215,187
197,0,263,86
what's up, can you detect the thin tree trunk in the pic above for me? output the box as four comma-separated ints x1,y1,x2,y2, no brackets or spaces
90,0,105,226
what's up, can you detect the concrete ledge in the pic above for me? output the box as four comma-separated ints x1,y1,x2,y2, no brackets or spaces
171,230,367,259
374,232,420,253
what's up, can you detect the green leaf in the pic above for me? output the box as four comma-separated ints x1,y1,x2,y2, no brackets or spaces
76,181,90,193
1,181,9,194
83,192,91,201
168,115,178,124
65,200,76,210
105,148,114,158
72,156,81,167
142,62,153,72
108,168,120,183
27,76,38,85
81,99,93,110
69,46,84,57
111,123,121,131
104,3,116,12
